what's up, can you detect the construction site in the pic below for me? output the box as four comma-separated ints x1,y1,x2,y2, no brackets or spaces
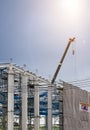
0,38,90,130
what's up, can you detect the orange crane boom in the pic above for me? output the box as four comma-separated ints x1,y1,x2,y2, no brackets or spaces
51,37,75,84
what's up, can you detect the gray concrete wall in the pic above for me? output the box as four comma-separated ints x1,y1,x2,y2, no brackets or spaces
63,83,90,130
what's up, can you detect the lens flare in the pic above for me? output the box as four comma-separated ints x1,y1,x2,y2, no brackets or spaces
61,0,80,16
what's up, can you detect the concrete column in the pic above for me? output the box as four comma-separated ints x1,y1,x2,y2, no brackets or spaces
8,65,14,130
21,72,28,130
34,85,39,130
48,85,52,130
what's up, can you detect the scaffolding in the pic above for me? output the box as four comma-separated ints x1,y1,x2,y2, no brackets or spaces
0,63,63,130
0,63,90,130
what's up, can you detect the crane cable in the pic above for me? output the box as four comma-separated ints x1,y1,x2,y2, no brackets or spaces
71,39,78,80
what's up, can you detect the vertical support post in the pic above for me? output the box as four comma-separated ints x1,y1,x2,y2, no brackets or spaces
8,65,14,130
48,85,52,130
21,72,28,130
45,115,48,130
60,92,63,130
34,85,39,130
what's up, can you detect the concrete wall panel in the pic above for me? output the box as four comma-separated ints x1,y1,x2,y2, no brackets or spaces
63,83,90,130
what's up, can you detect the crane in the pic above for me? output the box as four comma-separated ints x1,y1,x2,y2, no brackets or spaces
51,37,75,84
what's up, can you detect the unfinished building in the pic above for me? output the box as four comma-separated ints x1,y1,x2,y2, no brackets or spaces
0,63,90,130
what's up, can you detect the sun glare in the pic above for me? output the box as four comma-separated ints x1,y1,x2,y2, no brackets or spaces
59,0,83,18
62,0,78,8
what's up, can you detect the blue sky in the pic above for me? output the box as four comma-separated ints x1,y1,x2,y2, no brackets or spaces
0,0,90,82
